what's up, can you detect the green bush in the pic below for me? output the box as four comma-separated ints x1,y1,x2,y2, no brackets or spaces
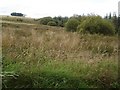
47,21,57,26
40,17,53,25
77,16,115,35
65,18,79,32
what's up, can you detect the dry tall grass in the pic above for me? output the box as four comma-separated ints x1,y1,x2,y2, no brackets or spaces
2,22,119,88
3,23,118,61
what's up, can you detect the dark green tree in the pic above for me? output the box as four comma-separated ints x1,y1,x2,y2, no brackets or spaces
109,13,112,19
112,13,118,33
104,14,108,19
53,16,68,27
11,12,24,17
118,16,120,34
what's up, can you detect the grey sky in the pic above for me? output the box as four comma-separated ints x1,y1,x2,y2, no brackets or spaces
0,0,119,18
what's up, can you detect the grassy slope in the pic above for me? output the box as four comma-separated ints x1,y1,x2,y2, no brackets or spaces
2,16,119,88
1,15,40,24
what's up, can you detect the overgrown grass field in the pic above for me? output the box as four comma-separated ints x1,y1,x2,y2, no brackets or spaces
2,16,119,88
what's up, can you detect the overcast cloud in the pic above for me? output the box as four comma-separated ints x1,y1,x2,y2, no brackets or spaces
0,0,119,18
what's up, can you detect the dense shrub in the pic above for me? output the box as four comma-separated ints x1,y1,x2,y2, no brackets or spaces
65,18,79,32
53,16,68,27
77,16,115,35
47,21,57,26
40,17,53,25
39,16,68,27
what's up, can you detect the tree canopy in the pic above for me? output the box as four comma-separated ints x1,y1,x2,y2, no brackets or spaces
11,12,25,17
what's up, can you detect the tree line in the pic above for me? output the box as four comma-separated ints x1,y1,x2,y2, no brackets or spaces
10,12,120,35
38,13,120,35
38,16,68,27
104,13,120,34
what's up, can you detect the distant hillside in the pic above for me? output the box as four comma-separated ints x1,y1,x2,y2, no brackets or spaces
1,15,40,24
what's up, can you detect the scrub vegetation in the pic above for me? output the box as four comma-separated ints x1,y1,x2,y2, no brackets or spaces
2,15,119,88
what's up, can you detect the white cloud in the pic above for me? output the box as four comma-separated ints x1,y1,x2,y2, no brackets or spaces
0,0,119,18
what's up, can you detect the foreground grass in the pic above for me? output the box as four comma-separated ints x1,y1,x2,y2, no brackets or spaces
2,20,119,88
3,58,118,88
